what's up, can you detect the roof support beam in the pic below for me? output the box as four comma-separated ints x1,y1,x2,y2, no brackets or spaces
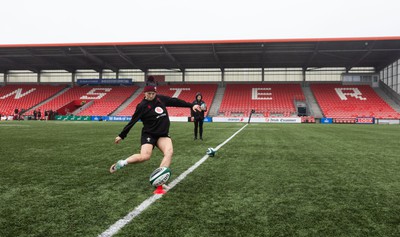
0,57,40,73
161,45,184,71
61,48,102,72
346,42,376,71
27,48,75,73
212,44,223,71
261,43,279,68
114,46,145,71
79,47,118,72
304,42,320,69
319,51,352,61
374,53,400,72
212,48,400,56
3,71,7,84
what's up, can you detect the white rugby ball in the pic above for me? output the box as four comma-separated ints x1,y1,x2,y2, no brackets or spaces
149,167,171,187
200,103,207,111
206,147,216,157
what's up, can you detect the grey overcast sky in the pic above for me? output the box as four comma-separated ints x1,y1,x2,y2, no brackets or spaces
1,0,399,44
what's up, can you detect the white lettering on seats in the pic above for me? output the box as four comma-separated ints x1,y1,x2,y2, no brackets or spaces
170,88,190,98
335,88,366,100
80,88,112,100
252,88,272,100
0,88,37,99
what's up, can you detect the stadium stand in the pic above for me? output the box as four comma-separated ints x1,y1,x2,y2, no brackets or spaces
117,84,218,117
310,84,400,119
76,86,138,116
218,84,305,117
35,86,138,116
0,85,66,116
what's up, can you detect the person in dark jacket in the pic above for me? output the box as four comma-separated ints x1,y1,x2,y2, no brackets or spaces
146,75,158,87
110,85,201,173
37,109,42,120
191,92,207,140
33,109,37,120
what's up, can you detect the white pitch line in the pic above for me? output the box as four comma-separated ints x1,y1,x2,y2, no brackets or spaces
98,123,249,237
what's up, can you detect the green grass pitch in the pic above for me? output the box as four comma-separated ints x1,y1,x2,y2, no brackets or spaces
0,121,399,237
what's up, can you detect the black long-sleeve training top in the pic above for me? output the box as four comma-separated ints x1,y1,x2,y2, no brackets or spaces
118,95,193,139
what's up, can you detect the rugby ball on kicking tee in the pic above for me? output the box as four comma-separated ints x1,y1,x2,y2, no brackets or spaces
149,167,171,187
206,147,216,157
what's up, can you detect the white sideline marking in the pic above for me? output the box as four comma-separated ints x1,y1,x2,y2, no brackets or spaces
0,124,30,127
98,123,249,237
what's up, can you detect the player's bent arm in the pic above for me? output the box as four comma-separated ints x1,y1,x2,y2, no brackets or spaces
118,104,143,139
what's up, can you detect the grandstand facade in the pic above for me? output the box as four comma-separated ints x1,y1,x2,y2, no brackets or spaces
1,37,399,123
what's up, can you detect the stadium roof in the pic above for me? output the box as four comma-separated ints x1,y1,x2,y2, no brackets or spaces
0,36,399,74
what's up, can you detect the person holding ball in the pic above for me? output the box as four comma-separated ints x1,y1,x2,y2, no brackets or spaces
191,92,207,140
110,84,201,173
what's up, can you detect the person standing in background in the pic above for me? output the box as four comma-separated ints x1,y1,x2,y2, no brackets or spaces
146,75,158,87
33,109,37,120
37,109,42,121
14,108,19,120
191,92,207,140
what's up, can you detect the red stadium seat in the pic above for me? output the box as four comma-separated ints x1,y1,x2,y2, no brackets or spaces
35,86,138,116
219,84,305,116
311,84,400,119
0,85,66,115
118,84,218,117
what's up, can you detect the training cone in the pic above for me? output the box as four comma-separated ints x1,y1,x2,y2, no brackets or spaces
153,185,166,195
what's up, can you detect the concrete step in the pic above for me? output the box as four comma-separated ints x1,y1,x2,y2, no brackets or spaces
301,86,324,118
209,84,225,117
110,87,143,116
23,86,71,114
373,87,400,113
